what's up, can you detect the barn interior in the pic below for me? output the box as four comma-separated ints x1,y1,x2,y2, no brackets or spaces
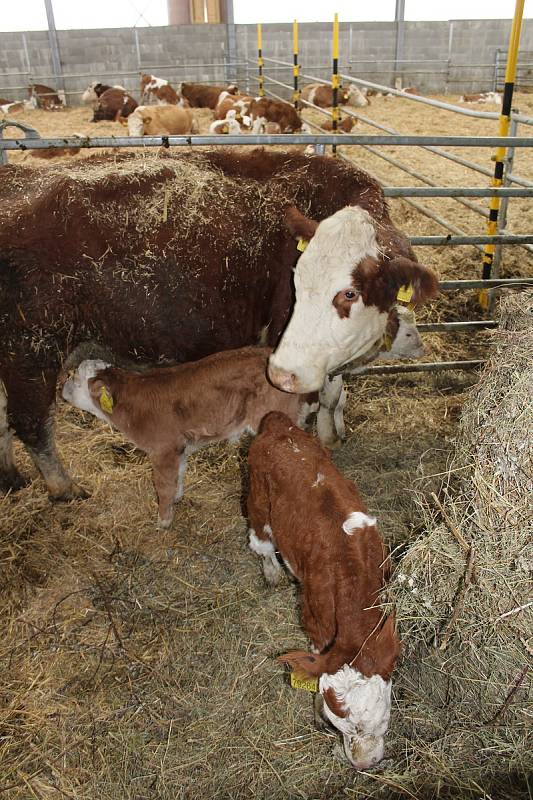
1,6,532,800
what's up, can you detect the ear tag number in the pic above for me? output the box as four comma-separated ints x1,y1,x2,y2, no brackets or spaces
297,238,308,252
396,284,414,304
100,387,114,414
290,671,319,693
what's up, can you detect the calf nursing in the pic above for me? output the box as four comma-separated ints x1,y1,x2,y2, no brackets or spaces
247,412,400,769
62,348,316,528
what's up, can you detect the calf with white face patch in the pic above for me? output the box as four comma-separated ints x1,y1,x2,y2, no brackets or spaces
247,412,400,769
268,205,438,393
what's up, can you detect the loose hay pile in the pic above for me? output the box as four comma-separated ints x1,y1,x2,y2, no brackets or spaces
386,290,532,798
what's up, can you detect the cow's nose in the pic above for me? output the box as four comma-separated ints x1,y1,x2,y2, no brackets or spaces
267,364,300,393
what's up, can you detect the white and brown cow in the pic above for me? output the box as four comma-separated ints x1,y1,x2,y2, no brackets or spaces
459,92,501,105
247,411,400,769
127,105,198,135
268,205,438,393
249,97,306,133
62,348,316,527
179,82,239,109
301,83,369,108
214,91,253,121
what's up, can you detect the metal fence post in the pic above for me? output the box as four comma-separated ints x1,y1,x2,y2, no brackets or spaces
492,111,519,282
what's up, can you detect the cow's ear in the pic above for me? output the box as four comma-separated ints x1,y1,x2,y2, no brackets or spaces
386,257,439,305
284,206,319,241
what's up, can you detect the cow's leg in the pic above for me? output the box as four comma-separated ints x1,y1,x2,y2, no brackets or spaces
317,375,346,448
5,369,87,500
247,471,281,585
0,381,27,492
150,447,186,529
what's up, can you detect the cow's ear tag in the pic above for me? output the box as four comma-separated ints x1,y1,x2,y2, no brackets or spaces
396,284,414,304
290,671,319,693
99,386,114,414
297,238,308,252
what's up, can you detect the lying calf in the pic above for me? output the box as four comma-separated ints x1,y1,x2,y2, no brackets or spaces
62,347,316,528
247,411,400,769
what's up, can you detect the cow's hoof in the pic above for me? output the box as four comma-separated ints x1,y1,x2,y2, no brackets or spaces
0,470,30,494
156,516,173,530
49,482,90,502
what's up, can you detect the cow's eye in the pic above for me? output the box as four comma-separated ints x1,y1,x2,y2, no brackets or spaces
344,290,357,300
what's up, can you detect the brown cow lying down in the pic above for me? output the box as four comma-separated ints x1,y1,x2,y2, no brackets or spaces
27,84,63,110
127,105,198,136
93,88,138,121
249,97,306,133
247,411,400,769
301,83,369,108
62,347,317,528
179,82,238,109
321,116,356,133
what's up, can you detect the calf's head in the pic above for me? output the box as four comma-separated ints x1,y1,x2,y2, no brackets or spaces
268,205,437,392
62,359,116,424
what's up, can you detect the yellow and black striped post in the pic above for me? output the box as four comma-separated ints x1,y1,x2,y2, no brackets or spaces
479,0,524,309
292,20,300,109
257,23,265,97
331,13,340,155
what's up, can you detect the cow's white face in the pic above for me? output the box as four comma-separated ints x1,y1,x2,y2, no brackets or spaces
320,666,392,770
269,206,387,392
62,360,111,423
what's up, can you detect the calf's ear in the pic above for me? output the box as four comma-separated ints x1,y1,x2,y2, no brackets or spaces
284,206,319,241
88,378,115,414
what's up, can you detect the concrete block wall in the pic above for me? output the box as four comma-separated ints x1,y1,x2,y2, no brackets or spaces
0,18,532,104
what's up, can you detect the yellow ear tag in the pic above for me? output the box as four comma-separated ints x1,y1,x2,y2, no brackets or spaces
99,386,114,414
290,671,319,693
297,238,308,252
396,284,414,304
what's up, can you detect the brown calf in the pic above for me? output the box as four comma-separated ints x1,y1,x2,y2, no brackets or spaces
247,411,400,769
93,88,138,121
62,348,316,528
321,116,355,133
180,82,239,109
249,97,304,132
28,84,63,110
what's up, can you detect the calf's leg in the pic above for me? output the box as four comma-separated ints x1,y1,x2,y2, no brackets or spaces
247,470,281,585
150,446,187,529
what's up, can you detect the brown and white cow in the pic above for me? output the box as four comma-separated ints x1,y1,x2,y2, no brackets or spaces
0,150,436,499
62,348,316,527
127,105,198,135
27,84,63,110
92,88,138,121
214,91,253,121
301,83,369,108
249,97,306,133
247,411,400,769
82,82,125,105
208,110,249,135
268,205,438,393
179,82,238,109
140,74,181,105
459,91,501,105
321,116,356,133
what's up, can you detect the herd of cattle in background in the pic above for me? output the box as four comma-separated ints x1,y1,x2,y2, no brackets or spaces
1,59,499,769
0,74,503,141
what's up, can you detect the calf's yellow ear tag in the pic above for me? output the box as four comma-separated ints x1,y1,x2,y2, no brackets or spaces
297,238,308,252
99,386,114,414
396,283,414,304
290,671,319,693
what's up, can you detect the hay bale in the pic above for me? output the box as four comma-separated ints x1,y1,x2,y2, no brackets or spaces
386,290,532,796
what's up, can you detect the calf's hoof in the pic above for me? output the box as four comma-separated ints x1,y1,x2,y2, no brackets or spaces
156,515,174,530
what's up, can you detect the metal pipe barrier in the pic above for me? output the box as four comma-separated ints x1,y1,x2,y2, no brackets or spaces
346,360,483,377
